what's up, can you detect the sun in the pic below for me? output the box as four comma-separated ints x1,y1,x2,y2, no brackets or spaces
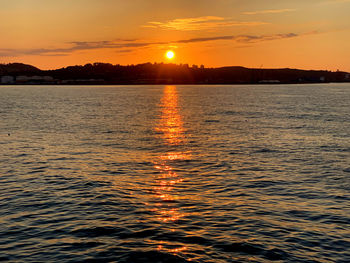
165,50,175,60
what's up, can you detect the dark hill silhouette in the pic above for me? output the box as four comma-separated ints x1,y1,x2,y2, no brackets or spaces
0,63,40,75
1,62,349,84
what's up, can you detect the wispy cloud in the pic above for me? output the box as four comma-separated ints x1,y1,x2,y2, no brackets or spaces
0,41,153,57
243,9,296,15
0,31,317,57
143,16,268,31
175,33,300,44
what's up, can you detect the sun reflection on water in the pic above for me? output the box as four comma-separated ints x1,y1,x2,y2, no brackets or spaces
151,86,191,254
155,85,186,146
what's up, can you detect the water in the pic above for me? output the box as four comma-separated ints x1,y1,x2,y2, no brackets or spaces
0,84,349,262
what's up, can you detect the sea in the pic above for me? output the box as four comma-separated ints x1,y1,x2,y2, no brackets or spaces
0,84,349,262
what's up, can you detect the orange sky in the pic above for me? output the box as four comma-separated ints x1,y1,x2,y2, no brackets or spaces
1,0,350,71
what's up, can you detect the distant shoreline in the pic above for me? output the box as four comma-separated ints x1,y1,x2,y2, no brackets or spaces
1,62,350,85
2,82,350,86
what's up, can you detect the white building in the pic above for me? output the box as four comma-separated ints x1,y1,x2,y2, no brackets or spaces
16,75,54,83
1,76,15,84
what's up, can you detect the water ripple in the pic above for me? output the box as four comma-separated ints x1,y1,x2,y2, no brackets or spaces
0,84,350,262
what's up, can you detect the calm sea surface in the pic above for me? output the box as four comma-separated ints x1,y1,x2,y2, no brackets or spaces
0,84,349,262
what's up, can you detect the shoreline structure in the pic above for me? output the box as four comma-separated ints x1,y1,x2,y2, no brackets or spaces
1,62,349,85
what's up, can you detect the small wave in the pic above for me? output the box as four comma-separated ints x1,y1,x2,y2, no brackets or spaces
70,241,102,249
101,170,126,175
0,256,10,262
215,241,288,261
204,119,220,123
229,151,242,155
254,148,278,153
14,153,29,157
102,130,115,134
223,110,239,115
49,157,76,161
27,166,48,174
122,251,190,263
155,232,211,246
72,226,122,238
321,215,350,225
244,180,280,189
119,229,159,239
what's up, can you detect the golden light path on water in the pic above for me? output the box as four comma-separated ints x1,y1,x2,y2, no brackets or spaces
152,86,191,254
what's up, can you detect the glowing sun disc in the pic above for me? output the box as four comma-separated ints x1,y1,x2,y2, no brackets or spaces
166,50,175,60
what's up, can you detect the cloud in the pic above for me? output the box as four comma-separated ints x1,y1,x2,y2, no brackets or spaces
143,16,268,31
0,41,153,57
0,31,317,57
243,9,296,15
175,33,299,44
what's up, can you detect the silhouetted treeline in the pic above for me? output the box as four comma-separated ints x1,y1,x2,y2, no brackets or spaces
0,63,40,75
1,62,350,84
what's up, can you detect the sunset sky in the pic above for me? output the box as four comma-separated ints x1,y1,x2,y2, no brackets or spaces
1,0,350,71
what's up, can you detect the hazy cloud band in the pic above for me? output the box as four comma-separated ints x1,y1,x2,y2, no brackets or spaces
0,32,314,57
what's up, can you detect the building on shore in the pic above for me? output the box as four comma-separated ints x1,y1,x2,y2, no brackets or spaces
1,76,15,84
16,75,54,84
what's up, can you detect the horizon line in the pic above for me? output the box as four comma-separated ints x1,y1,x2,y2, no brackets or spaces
1,61,349,73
